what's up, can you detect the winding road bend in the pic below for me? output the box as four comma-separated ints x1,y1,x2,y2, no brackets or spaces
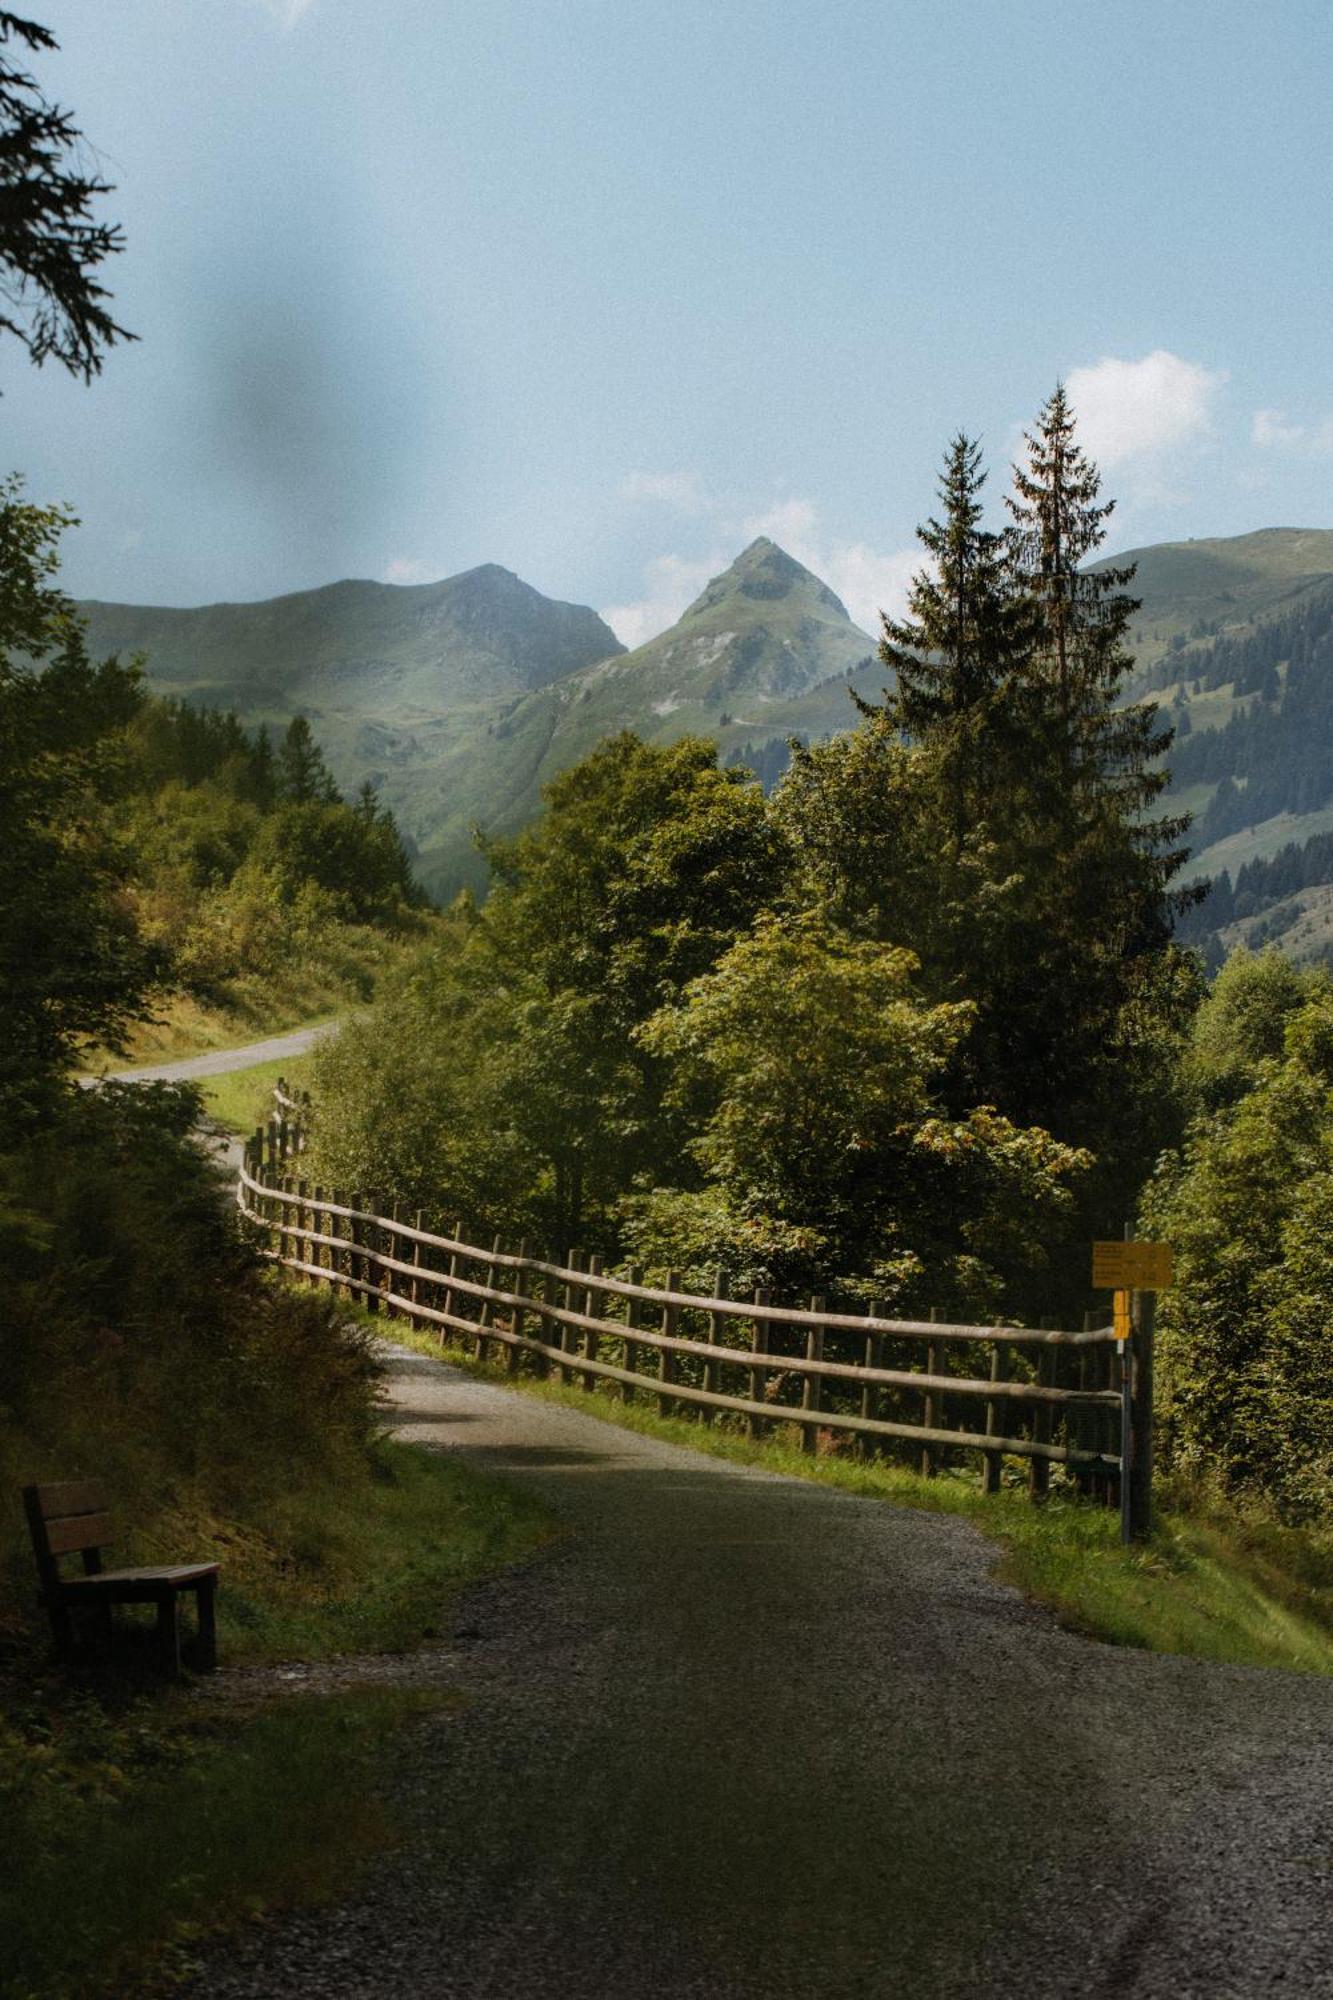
193,1344,1333,2000
100,1018,338,1086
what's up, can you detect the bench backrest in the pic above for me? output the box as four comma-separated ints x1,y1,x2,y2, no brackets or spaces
23,1481,112,1589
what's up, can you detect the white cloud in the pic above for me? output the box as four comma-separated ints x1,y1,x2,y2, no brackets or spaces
1065,350,1226,470
1252,406,1333,456
383,555,437,585
1253,407,1305,449
602,553,723,649
253,0,317,29
620,470,711,514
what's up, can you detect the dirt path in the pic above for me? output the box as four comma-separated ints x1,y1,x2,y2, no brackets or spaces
100,1019,339,1085
191,1344,1333,1999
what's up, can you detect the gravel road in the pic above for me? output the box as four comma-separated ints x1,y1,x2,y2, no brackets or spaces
99,1019,339,1085
191,1344,1333,1999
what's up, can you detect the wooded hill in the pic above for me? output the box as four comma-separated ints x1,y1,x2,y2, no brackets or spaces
78,527,1333,951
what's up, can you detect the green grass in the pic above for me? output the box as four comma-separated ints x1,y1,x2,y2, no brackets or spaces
0,1685,444,2000
93,998,341,1073
197,1051,317,1138
1191,802,1333,881
387,1324,1333,1678
0,1438,554,1998
208,1435,555,1663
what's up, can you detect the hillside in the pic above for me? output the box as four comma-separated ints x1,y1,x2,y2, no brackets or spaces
1114,532,1333,962
75,525,1333,947
80,539,878,897
1104,527,1333,681
393,538,881,889
78,567,623,876
80,565,623,712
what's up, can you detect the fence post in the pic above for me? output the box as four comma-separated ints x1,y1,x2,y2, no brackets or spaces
295,1179,308,1278
534,1261,556,1380
440,1224,461,1341
1128,1290,1155,1540
319,1188,334,1287
582,1254,603,1392
1028,1327,1052,1500
475,1234,503,1362
703,1267,726,1416
409,1211,424,1321
802,1297,825,1455
658,1270,681,1417
356,1195,378,1314
1118,1314,1134,1543
748,1289,770,1439
506,1240,530,1373
385,1201,401,1320
860,1300,885,1458
983,1325,1006,1494
558,1250,583,1384
920,1307,941,1479
622,1265,644,1400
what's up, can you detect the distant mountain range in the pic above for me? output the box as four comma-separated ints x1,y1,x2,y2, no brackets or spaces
76,526,1333,958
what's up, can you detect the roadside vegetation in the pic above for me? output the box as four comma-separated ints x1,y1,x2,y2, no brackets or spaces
0,1081,552,2000
196,1048,318,1138
0,461,543,1995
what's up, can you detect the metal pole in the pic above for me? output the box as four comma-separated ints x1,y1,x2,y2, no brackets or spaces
1129,1290,1156,1540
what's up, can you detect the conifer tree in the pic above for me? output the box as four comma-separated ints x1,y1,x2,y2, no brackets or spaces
877,434,1038,844
276,715,338,805
1006,383,1194,946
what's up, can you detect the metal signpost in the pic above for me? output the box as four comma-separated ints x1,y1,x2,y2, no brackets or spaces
1091,1241,1174,1542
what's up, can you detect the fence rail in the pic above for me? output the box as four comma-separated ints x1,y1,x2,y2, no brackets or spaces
242,1090,1153,1530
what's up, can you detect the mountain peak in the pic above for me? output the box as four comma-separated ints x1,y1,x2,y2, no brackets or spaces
683,538,851,622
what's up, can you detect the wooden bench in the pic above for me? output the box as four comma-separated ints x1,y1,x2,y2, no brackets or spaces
23,1481,219,1675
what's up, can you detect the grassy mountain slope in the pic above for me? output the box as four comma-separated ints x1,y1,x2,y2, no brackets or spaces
1105,527,1333,681
396,538,880,889
77,525,1333,947
80,564,623,712
79,567,624,878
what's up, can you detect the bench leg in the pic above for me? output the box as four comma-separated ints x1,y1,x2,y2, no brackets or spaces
45,1597,76,1661
155,1594,181,1677
194,1577,217,1672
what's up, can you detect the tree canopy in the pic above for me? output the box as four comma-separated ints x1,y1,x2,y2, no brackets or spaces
0,11,134,382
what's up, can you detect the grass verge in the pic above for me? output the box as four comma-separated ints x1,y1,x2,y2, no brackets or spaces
207,1434,555,1662
1,1438,554,1999
385,1322,1333,1678
90,998,340,1073
0,1685,443,2000
197,1050,316,1139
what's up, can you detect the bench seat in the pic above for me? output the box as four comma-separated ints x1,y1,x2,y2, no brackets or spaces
23,1481,220,1673
61,1563,220,1595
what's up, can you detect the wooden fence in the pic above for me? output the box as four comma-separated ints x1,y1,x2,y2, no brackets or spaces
243,1089,1153,1534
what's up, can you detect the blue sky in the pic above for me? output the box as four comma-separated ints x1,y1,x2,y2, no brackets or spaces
7,0,1333,642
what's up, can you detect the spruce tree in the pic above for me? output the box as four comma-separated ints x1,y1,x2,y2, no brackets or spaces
877,434,1038,845
1006,383,1194,949
276,715,338,805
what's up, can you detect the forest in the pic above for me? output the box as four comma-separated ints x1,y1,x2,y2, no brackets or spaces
304,399,1331,1527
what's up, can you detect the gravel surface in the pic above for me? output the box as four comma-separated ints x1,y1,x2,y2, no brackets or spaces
98,1019,339,1085
188,1344,1333,1999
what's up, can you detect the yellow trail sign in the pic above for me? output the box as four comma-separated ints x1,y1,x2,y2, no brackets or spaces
1092,1240,1174,1291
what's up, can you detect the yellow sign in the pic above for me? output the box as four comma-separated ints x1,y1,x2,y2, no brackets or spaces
1092,1240,1174,1291
1113,1289,1132,1343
